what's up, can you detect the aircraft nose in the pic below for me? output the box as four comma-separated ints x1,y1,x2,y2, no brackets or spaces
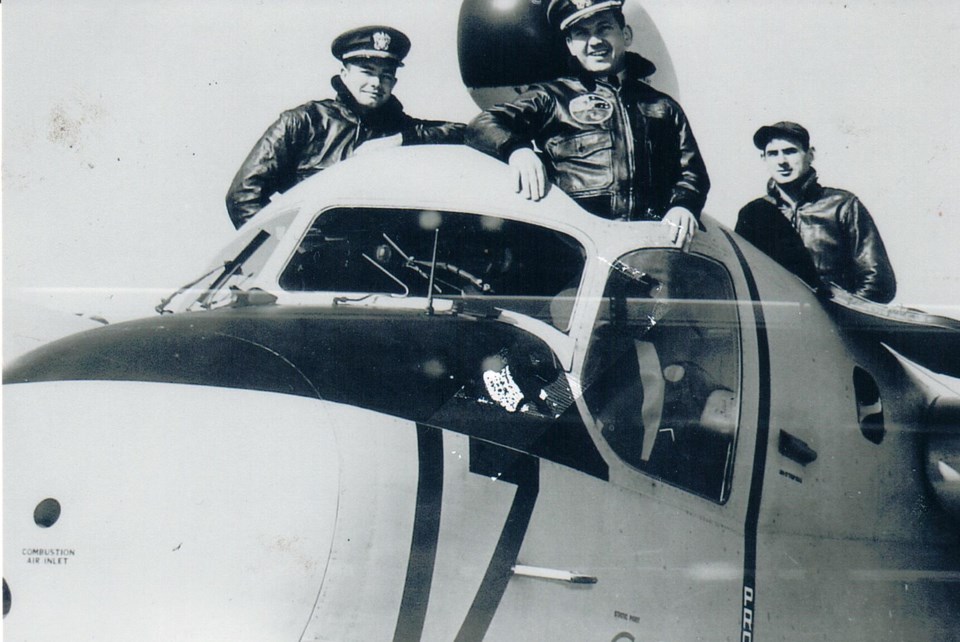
2,381,341,640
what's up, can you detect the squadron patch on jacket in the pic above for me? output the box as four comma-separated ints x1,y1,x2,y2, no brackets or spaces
569,93,614,125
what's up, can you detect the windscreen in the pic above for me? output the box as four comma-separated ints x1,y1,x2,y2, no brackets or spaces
279,207,587,330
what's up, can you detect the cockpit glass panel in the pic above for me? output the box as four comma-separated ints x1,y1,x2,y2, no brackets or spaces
279,207,587,331
583,250,741,503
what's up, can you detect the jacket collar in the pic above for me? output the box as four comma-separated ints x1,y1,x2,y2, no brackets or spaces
573,52,657,90
330,75,406,127
766,169,823,206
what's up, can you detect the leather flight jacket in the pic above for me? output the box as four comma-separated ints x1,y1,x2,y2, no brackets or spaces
744,171,897,303
466,53,710,221
226,76,465,228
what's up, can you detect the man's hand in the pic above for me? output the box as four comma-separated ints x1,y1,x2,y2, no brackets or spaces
508,147,548,201
662,206,698,251
354,133,403,155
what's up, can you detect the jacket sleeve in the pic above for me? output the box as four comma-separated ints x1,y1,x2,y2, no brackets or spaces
465,88,557,161
666,105,710,218
400,118,467,145
841,198,897,303
225,109,314,229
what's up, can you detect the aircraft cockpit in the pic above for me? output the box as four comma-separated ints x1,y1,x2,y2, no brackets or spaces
162,195,744,506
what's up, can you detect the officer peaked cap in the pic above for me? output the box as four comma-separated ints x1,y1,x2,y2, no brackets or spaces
547,0,624,32
332,26,411,67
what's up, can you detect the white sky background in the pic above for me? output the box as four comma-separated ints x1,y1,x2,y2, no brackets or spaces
3,0,959,326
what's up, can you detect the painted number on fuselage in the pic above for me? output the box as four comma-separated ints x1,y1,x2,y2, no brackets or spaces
742,584,755,641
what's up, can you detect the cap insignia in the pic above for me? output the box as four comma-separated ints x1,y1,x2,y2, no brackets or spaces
373,31,391,51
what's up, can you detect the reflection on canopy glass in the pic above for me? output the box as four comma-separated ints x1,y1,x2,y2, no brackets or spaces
583,249,741,503
280,207,587,330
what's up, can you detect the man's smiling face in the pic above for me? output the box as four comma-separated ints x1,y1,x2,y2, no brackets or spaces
339,59,398,110
564,10,632,76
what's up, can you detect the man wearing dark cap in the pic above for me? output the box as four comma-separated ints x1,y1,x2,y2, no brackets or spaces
226,26,465,229
736,122,896,303
466,0,710,249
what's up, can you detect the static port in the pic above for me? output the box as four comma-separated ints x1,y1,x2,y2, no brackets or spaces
34,498,62,528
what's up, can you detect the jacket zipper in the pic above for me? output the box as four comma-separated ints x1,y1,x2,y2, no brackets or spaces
610,82,635,220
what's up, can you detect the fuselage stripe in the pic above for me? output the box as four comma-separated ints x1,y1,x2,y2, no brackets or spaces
454,454,540,642
724,231,772,640
393,424,445,642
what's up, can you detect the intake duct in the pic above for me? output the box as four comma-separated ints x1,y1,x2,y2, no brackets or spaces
924,396,960,520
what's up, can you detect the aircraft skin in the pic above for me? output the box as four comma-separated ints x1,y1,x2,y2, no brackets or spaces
4,145,959,641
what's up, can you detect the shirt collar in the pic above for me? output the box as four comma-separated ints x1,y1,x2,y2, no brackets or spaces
766,169,822,206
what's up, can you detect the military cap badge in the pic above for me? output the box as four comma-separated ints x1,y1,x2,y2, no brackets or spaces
373,31,391,52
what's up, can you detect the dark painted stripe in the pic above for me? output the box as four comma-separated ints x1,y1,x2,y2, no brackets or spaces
455,453,540,642
723,231,772,639
393,424,445,642
6,308,610,479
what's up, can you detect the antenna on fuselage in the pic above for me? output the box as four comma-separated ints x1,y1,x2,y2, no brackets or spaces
426,228,440,316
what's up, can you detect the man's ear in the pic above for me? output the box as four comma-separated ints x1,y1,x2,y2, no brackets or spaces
565,34,577,56
339,65,348,81
623,24,633,47
808,146,816,162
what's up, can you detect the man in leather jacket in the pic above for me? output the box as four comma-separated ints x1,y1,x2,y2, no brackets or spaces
736,121,896,303
226,26,465,229
465,0,710,249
